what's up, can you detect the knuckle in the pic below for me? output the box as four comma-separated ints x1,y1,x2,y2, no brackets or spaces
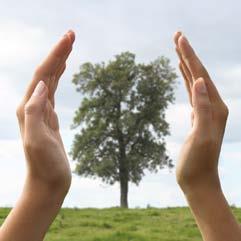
199,102,210,109
193,130,214,147
23,139,44,153
197,102,211,113
216,103,229,121
34,65,52,78
24,102,37,115
16,104,24,120
222,104,229,118
34,64,44,77
23,140,33,152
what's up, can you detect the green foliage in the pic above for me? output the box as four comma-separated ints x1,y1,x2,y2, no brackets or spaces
71,52,177,186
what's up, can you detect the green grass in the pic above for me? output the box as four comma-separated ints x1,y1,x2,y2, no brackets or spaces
1,206,241,241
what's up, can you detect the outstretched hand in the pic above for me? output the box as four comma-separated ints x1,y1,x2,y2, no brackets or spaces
174,32,241,241
0,31,75,241
16,30,75,193
174,32,228,194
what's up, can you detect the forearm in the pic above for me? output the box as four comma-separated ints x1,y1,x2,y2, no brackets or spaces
185,185,241,241
0,175,67,241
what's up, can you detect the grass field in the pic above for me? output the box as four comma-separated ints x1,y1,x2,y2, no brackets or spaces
1,206,241,241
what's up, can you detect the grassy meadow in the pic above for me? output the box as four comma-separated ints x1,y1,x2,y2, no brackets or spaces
1,206,241,241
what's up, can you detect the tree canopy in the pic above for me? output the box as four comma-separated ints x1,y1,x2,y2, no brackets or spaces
71,52,177,207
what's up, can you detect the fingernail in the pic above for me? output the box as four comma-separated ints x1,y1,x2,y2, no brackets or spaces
196,78,207,94
182,35,189,43
176,31,182,39
33,81,46,97
62,33,68,39
174,31,182,45
67,30,75,43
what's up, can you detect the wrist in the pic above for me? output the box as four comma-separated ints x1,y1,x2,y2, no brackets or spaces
24,172,71,204
177,170,222,197
184,183,241,241
184,180,223,204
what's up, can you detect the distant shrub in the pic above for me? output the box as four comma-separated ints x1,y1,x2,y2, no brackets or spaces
231,203,237,208
146,204,152,209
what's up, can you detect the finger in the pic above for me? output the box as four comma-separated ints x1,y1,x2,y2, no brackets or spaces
24,81,48,128
178,35,222,103
173,31,182,45
176,47,193,85
45,32,74,100
174,34,194,102
37,30,74,79
44,100,59,131
178,35,209,80
67,30,75,43
56,63,66,82
23,31,75,103
179,62,192,105
192,77,212,132
50,64,66,108
48,62,66,107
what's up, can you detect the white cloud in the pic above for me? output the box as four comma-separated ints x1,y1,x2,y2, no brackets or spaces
223,98,241,142
0,139,25,206
210,65,241,99
1,0,241,209
0,73,20,139
0,21,47,68
166,102,191,142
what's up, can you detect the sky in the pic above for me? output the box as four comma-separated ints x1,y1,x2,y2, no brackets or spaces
0,0,241,208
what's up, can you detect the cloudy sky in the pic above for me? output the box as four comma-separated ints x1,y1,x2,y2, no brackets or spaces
0,0,241,208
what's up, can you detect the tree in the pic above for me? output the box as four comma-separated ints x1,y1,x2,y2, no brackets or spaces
70,52,177,208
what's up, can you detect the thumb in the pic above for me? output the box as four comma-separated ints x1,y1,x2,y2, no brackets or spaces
24,80,48,121
192,77,212,132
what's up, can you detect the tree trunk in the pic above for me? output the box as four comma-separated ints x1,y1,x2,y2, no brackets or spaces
120,173,128,208
116,99,129,208
119,144,129,208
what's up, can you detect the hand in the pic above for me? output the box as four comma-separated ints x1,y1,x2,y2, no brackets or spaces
16,31,75,194
174,32,228,195
0,31,75,241
174,32,241,241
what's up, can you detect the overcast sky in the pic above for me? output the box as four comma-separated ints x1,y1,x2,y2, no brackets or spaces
0,0,241,208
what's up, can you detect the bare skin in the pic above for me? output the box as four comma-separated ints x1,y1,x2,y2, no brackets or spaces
0,30,75,241
174,32,241,241
0,28,240,241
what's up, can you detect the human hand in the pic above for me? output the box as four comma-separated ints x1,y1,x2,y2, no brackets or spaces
0,31,75,241
174,32,228,195
173,32,241,241
16,31,75,195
